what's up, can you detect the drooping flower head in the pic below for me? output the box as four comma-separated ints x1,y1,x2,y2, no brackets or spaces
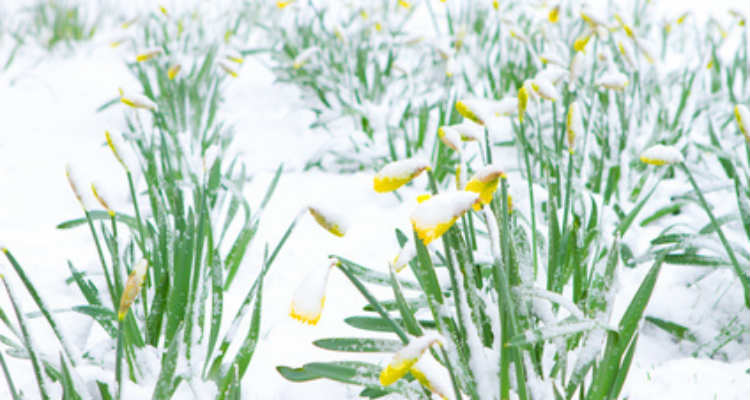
640,144,684,165
410,192,479,245
734,104,750,141
308,205,348,237
289,257,339,325
379,333,444,386
373,158,430,193
465,164,506,210
119,88,157,110
135,47,162,62
566,101,583,154
596,69,629,90
437,126,462,152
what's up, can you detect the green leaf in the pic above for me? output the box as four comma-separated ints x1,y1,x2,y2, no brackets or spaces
313,337,403,353
56,211,137,230
151,325,182,400
276,361,381,385
344,316,435,333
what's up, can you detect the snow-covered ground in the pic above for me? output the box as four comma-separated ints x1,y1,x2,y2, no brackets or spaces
1,0,749,399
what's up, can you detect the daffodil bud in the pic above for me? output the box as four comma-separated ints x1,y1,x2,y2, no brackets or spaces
490,97,518,116
640,144,684,165
530,78,560,101
379,333,444,386
118,259,148,320
596,70,629,90
539,50,565,68
119,88,157,110
617,40,636,69
410,192,479,245
308,205,348,237
518,85,529,122
548,5,560,23
452,121,484,141
735,104,750,141
135,47,162,62
120,17,138,29
276,0,294,9
105,131,129,171
464,164,505,210
289,257,338,325
633,37,656,64
574,33,592,52
509,27,530,45
566,101,583,154
373,158,430,193
293,47,318,69
537,65,567,85
455,99,486,125
569,51,585,90
91,181,115,216
218,60,238,78
398,0,412,9
167,63,181,80
65,164,89,210
581,7,608,28
437,126,462,152
224,49,244,64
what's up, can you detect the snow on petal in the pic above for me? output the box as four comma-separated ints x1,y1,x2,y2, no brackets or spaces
438,126,462,152
569,51,585,90
465,164,505,210
537,65,567,85
531,78,560,101
640,144,684,165
379,333,444,386
290,257,338,325
373,157,430,193
391,237,416,273
293,47,318,69
410,353,454,400
596,70,629,90
135,46,162,62
119,88,157,110
452,121,484,141
455,99,486,125
308,204,348,237
518,86,529,122
410,192,479,245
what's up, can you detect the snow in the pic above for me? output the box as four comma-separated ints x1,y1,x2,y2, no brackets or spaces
596,69,630,90
1,0,749,399
640,144,685,165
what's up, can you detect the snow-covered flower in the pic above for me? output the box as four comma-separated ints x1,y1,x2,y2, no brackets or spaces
410,192,479,245
135,47,162,62
118,259,148,320
455,99,486,125
530,78,560,101
581,6,608,28
391,238,416,273
438,126,462,152
640,144,684,165
276,0,295,9
289,257,338,325
548,5,560,23
566,101,583,154
569,51,585,90
91,181,115,216
537,65,567,85
223,49,244,64
518,85,529,122
308,205,348,237
451,121,484,142
734,104,750,141
410,354,454,400
65,164,89,210
509,27,530,45
574,33,592,52
539,50,565,67
119,88,157,110
293,47,318,69
373,158,430,193
617,39,637,69
465,164,505,210
596,70,628,90
633,37,656,64
218,60,238,78
379,333,444,386
167,63,181,80
729,8,746,26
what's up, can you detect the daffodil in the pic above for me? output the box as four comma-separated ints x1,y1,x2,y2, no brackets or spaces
398,0,412,9
410,192,479,245
308,205,348,237
596,69,629,90
391,238,416,273
566,101,583,154
105,131,129,171
293,47,318,69
91,181,115,217
530,78,560,101
218,60,238,77
451,121,484,142
119,88,157,110
465,164,505,210
518,85,529,122
456,99,485,125
536,65,567,85
135,47,162,62
539,50,566,67
735,104,750,141
118,259,148,320
574,33,592,52
290,257,338,325
65,164,89,210
379,333,444,386
568,50,585,90
581,6,608,28
276,0,295,8
617,39,636,69
640,144,684,165
509,27,530,45
437,126,462,152
224,49,244,64
548,5,560,23
373,158,430,193
410,354,454,400
167,63,181,80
